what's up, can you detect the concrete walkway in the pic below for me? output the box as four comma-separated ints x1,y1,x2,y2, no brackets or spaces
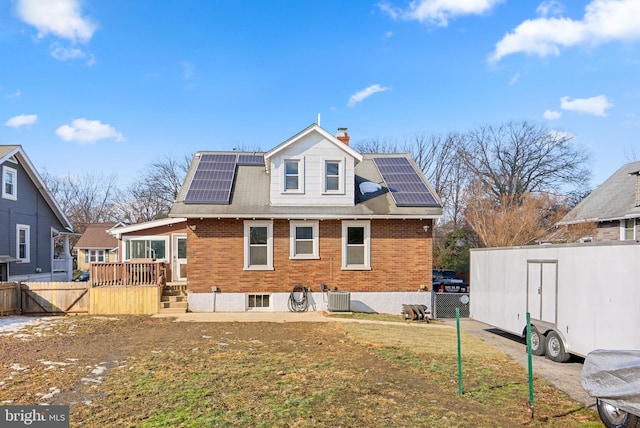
153,311,450,327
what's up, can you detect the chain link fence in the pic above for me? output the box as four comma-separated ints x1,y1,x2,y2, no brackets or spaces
432,292,470,319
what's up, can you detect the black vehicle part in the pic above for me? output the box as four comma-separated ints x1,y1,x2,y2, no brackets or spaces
597,399,640,428
545,330,570,363
529,326,546,357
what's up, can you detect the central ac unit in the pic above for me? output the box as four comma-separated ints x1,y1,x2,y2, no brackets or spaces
328,291,350,312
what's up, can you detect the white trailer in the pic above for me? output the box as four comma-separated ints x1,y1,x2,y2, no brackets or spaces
470,242,640,363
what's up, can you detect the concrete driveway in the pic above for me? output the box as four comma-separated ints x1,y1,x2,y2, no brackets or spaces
453,318,597,409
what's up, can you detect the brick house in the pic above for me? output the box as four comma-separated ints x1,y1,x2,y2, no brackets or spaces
107,217,188,282
169,124,443,313
557,160,640,242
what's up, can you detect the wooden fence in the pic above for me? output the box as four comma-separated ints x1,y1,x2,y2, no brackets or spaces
0,282,19,316
20,282,90,315
0,281,162,316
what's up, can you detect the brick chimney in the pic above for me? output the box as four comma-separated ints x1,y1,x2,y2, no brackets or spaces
336,127,350,145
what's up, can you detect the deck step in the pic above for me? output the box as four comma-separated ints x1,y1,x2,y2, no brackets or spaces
160,301,187,309
161,295,187,303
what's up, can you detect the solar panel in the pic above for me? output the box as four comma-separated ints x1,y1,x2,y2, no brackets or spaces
237,154,264,166
185,154,237,204
373,157,438,207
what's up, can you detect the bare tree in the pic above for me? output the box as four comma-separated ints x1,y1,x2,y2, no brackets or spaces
459,121,590,207
124,153,192,221
41,170,121,233
464,186,569,247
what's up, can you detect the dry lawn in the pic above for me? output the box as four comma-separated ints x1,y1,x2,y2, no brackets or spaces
0,315,602,427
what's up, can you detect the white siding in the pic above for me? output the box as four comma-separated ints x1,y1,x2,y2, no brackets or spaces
270,133,355,206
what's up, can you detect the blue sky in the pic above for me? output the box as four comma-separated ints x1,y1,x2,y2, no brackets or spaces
1,0,639,188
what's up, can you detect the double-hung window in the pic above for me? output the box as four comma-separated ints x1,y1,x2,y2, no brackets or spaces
2,166,17,200
323,159,344,193
284,159,303,192
342,221,370,270
244,221,273,270
290,221,319,259
622,218,636,241
16,224,30,263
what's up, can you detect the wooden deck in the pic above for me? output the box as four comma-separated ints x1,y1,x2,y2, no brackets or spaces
90,261,167,287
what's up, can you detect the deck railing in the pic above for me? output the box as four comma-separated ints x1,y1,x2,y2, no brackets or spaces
90,261,167,287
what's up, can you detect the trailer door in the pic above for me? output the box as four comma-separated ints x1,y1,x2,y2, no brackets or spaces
527,261,557,325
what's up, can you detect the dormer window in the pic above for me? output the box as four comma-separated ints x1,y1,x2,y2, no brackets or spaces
283,159,304,193
2,166,17,200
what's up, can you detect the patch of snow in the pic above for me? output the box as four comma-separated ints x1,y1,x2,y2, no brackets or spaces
0,316,65,336
359,181,382,195
10,363,28,371
92,366,107,375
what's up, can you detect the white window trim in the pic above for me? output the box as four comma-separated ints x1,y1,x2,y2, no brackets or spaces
16,224,30,263
289,220,319,260
2,166,17,201
244,220,274,270
621,218,636,241
322,157,345,194
122,236,170,262
341,220,371,270
282,158,305,194
246,293,271,311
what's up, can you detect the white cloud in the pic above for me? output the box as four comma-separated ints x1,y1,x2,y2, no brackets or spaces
5,114,38,128
490,0,640,62
379,0,503,27
50,43,86,61
347,84,390,107
536,0,564,17
560,95,613,116
16,0,97,43
55,119,125,144
543,110,562,120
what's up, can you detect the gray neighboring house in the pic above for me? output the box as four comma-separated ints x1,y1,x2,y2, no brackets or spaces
0,145,76,281
558,160,640,242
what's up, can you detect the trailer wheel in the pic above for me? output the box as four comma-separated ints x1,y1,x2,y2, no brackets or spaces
545,331,570,363
529,326,546,356
597,399,640,428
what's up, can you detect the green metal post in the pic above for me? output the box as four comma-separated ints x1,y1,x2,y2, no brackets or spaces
456,307,463,395
526,312,534,418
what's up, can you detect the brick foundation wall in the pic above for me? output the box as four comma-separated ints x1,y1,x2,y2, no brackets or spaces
186,218,433,293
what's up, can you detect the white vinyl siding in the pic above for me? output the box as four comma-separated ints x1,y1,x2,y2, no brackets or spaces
244,221,274,270
269,133,355,206
2,166,17,200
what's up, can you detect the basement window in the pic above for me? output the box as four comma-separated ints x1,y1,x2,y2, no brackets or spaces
247,294,270,309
